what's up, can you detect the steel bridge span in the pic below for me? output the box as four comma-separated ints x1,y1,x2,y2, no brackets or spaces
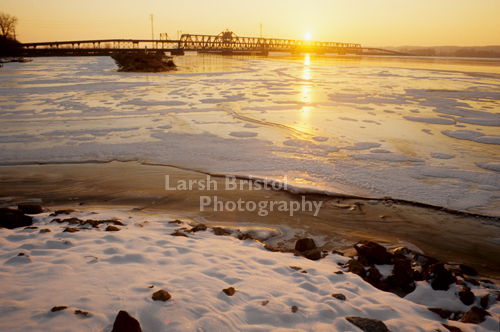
21,31,408,57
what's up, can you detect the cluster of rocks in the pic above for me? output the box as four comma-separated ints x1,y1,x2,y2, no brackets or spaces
332,240,497,329
0,206,124,233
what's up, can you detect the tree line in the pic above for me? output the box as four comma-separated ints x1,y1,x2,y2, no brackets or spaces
0,12,22,57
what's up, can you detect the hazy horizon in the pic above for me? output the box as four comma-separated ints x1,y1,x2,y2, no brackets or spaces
3,0,500,47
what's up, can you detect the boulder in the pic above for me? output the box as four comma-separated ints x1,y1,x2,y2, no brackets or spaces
294,238,316,252
291,305,299,313
51,306,68,312
191,223,207,232
442,324,465,332
152,290,171,302
331,293,346,300
458,264,478,276
461,306,490,324
223,287,235,296
212,227,227,235
301,249,322,261
111,310,143,332
105,225,120,232
17,204,43,214
171,231,189,237
480,294,490,309
458,290,476,306
0,208,33,229
389,250,414,289
345,316,390,332
354,241,388,265
423,263,456,291
366,267,382,281
346,259,365,277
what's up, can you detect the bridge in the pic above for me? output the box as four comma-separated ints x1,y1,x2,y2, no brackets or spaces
21,31,408,57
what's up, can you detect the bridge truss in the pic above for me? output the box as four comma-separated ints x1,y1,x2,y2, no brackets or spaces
21,31,408,57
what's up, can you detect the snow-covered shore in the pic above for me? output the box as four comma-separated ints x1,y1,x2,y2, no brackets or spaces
1,208,499,331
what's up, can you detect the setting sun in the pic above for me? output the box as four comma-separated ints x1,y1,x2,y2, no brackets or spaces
304,33,312,41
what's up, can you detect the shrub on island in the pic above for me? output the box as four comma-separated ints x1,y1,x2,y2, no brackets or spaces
111,52,176,72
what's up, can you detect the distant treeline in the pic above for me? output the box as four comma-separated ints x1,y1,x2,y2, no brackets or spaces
385,46,500,58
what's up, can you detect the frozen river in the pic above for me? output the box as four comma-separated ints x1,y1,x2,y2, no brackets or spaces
1,54,499,216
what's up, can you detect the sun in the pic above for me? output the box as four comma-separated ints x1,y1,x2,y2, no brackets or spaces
304,33,312,41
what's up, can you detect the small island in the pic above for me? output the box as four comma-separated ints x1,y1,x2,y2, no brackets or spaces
111,52,176,72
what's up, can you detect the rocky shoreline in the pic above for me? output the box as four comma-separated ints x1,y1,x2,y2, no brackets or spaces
1,205,499,331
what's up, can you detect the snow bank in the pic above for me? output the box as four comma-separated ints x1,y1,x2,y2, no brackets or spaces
1,209,498,331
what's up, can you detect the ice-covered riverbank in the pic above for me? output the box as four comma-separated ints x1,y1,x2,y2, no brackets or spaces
1,55,499,216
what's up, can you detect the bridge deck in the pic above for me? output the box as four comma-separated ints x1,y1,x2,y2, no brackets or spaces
21,31,409,57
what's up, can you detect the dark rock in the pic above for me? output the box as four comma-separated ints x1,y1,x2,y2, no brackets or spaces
263,244,294,253
24,226,38,229
74,309,90,317
345,316,390,332
302,248,322,261
191,223,207,232
170,231,188,237
354,241,388,265
461,306,490,324
373,280,391,292
83,219,123,228
413,253,440,269
423,263,457,291
463,277,480,286
442,324,465,332
106,225,120,232
458,290,476,306
388,250,415,291
223,287,235,296
152,290,171,302
63,227,79,233
300,270,308,274
212,227,227,235
17,204,43,214
356,254,369,267
50,209,76,216
0,208,33,229
261,300,269,306
40,228,51,233
346,259,365,276
334,271,344,275
238,233,255,241
291,305,299,313
480,279,494,284
428,307,447,319
294,238,316,252
111,310,143,332
428,308,464,321
480,294,490,309
332,293,346,300
168,220,183,224
51,306,67,312
289,266,302,270
459,264,478,276
366,267,382,281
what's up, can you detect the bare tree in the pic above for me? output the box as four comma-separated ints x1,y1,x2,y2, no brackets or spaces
0,12,18,40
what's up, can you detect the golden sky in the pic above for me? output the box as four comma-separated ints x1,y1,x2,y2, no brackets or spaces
3,0,500,46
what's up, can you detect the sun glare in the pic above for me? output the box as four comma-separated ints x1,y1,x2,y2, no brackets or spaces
304,33,312,41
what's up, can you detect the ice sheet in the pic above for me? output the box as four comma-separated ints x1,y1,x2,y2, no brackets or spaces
1,55,500,216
